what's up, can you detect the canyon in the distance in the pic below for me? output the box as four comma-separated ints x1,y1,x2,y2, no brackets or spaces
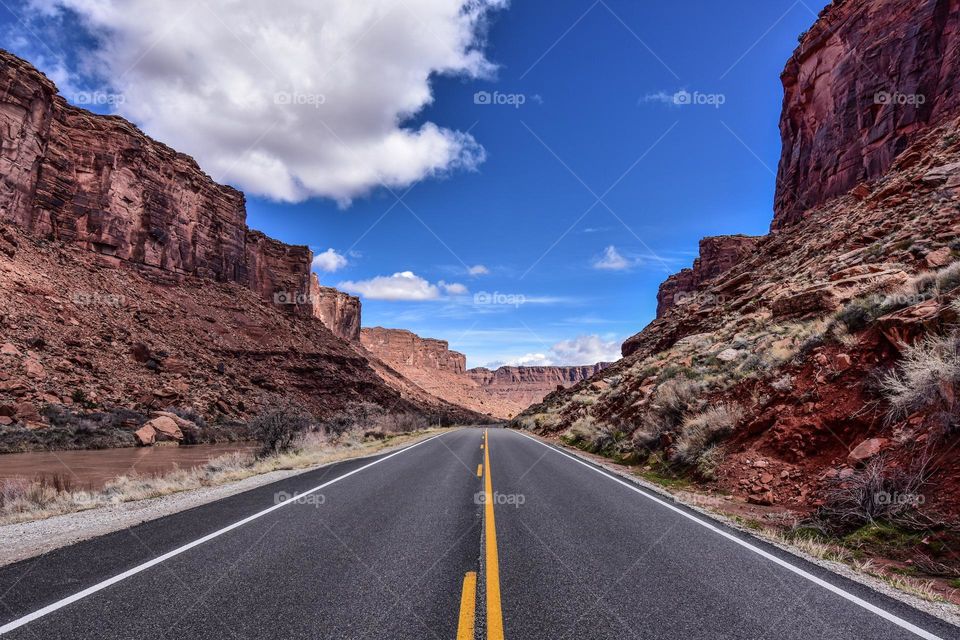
0,45,608,447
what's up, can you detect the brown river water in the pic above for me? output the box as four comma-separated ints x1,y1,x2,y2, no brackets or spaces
0,444,255,490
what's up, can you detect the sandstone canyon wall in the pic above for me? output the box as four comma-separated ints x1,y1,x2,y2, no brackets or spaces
0,48,488,444
310,276,361,342
0,49,316,310
360,328,467,374
466,364,609,410
654,235,762,319
361,327,609,418
774,0,960,227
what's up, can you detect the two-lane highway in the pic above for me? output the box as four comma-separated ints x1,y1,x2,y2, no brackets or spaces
0,428,956,639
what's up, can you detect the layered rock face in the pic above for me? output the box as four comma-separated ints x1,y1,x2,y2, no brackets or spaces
774,0,960,227
310,276,361,342
0,49,488,447
655,235,762,319
361,328,466,374
361,327,608,418
0,49,312,306
466,364,609,410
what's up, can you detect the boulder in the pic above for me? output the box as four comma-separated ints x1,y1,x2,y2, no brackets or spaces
877,300,948,351
716,348,742,363
0,343,19,356
925,247,953,269
23,357,45,379
13,401,40,422
134,425,157,446
848,438,889,464
831,353,852,372
143,416,183,442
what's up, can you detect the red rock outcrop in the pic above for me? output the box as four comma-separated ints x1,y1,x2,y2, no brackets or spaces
655,235,762,319
515,0,960,531
0,49,314,307
0,49,488,448
466,364,609,410
774,0,960,227
309,276,361,342
360,328,466,374
361,327,610,418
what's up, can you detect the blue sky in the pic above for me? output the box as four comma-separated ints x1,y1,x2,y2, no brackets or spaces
1,0,820,368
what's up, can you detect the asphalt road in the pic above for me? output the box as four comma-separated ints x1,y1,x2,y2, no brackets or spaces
0,427,957,639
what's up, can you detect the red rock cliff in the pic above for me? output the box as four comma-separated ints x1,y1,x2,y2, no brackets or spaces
774,0,960,227
466,364,610,411
655,235,762,318
0,49,314,307
310,275,361,342
360,328,467,374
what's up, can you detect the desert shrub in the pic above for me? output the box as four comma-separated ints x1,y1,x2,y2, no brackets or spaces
674,404,743,466
249,403,313,456
771,374,794,392
561,416,596,447
936,261,960,293
818,455,930,532
653,378,704,428
372,411,430,433
832,296,884,333
320,402,384,436
880,333,960,422
585,424,625,455
163,406,208,429
696,444,726,480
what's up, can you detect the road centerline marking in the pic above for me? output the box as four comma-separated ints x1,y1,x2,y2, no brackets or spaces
0,432,448,637
484,430,505,640
457,571,477,640
513,430,944,640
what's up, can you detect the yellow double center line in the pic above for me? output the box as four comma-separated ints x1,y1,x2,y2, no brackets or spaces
484,429,505,639
456,429,505,640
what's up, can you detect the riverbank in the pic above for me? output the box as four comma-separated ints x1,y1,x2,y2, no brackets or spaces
0,428,449,560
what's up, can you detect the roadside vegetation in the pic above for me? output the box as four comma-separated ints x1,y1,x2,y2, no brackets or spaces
514,258,960,603
0,402,445,526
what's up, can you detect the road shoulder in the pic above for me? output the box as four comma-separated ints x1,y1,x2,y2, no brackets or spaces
511,428,960,630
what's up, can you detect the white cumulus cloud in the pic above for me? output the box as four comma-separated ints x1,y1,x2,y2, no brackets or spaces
493,334,620,367
549,335,620,364
468,264,489,275
592,245,632,270
312,248,348,273
28,0,506,204
338,271,466,301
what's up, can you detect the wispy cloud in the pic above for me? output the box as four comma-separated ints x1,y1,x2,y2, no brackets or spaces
592,245,631,270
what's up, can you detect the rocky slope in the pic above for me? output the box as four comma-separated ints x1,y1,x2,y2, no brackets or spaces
514,0,960,569
0,50,482,450
360,327,608,418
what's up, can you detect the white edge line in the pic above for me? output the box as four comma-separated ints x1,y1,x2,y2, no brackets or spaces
0,432,447,636
512,430,944,640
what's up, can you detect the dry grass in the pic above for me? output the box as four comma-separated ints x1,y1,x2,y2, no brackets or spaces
0,429,444,526
674,403,743,466
881,333,959,420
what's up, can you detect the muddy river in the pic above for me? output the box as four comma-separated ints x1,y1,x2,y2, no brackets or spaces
0,444,255,490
